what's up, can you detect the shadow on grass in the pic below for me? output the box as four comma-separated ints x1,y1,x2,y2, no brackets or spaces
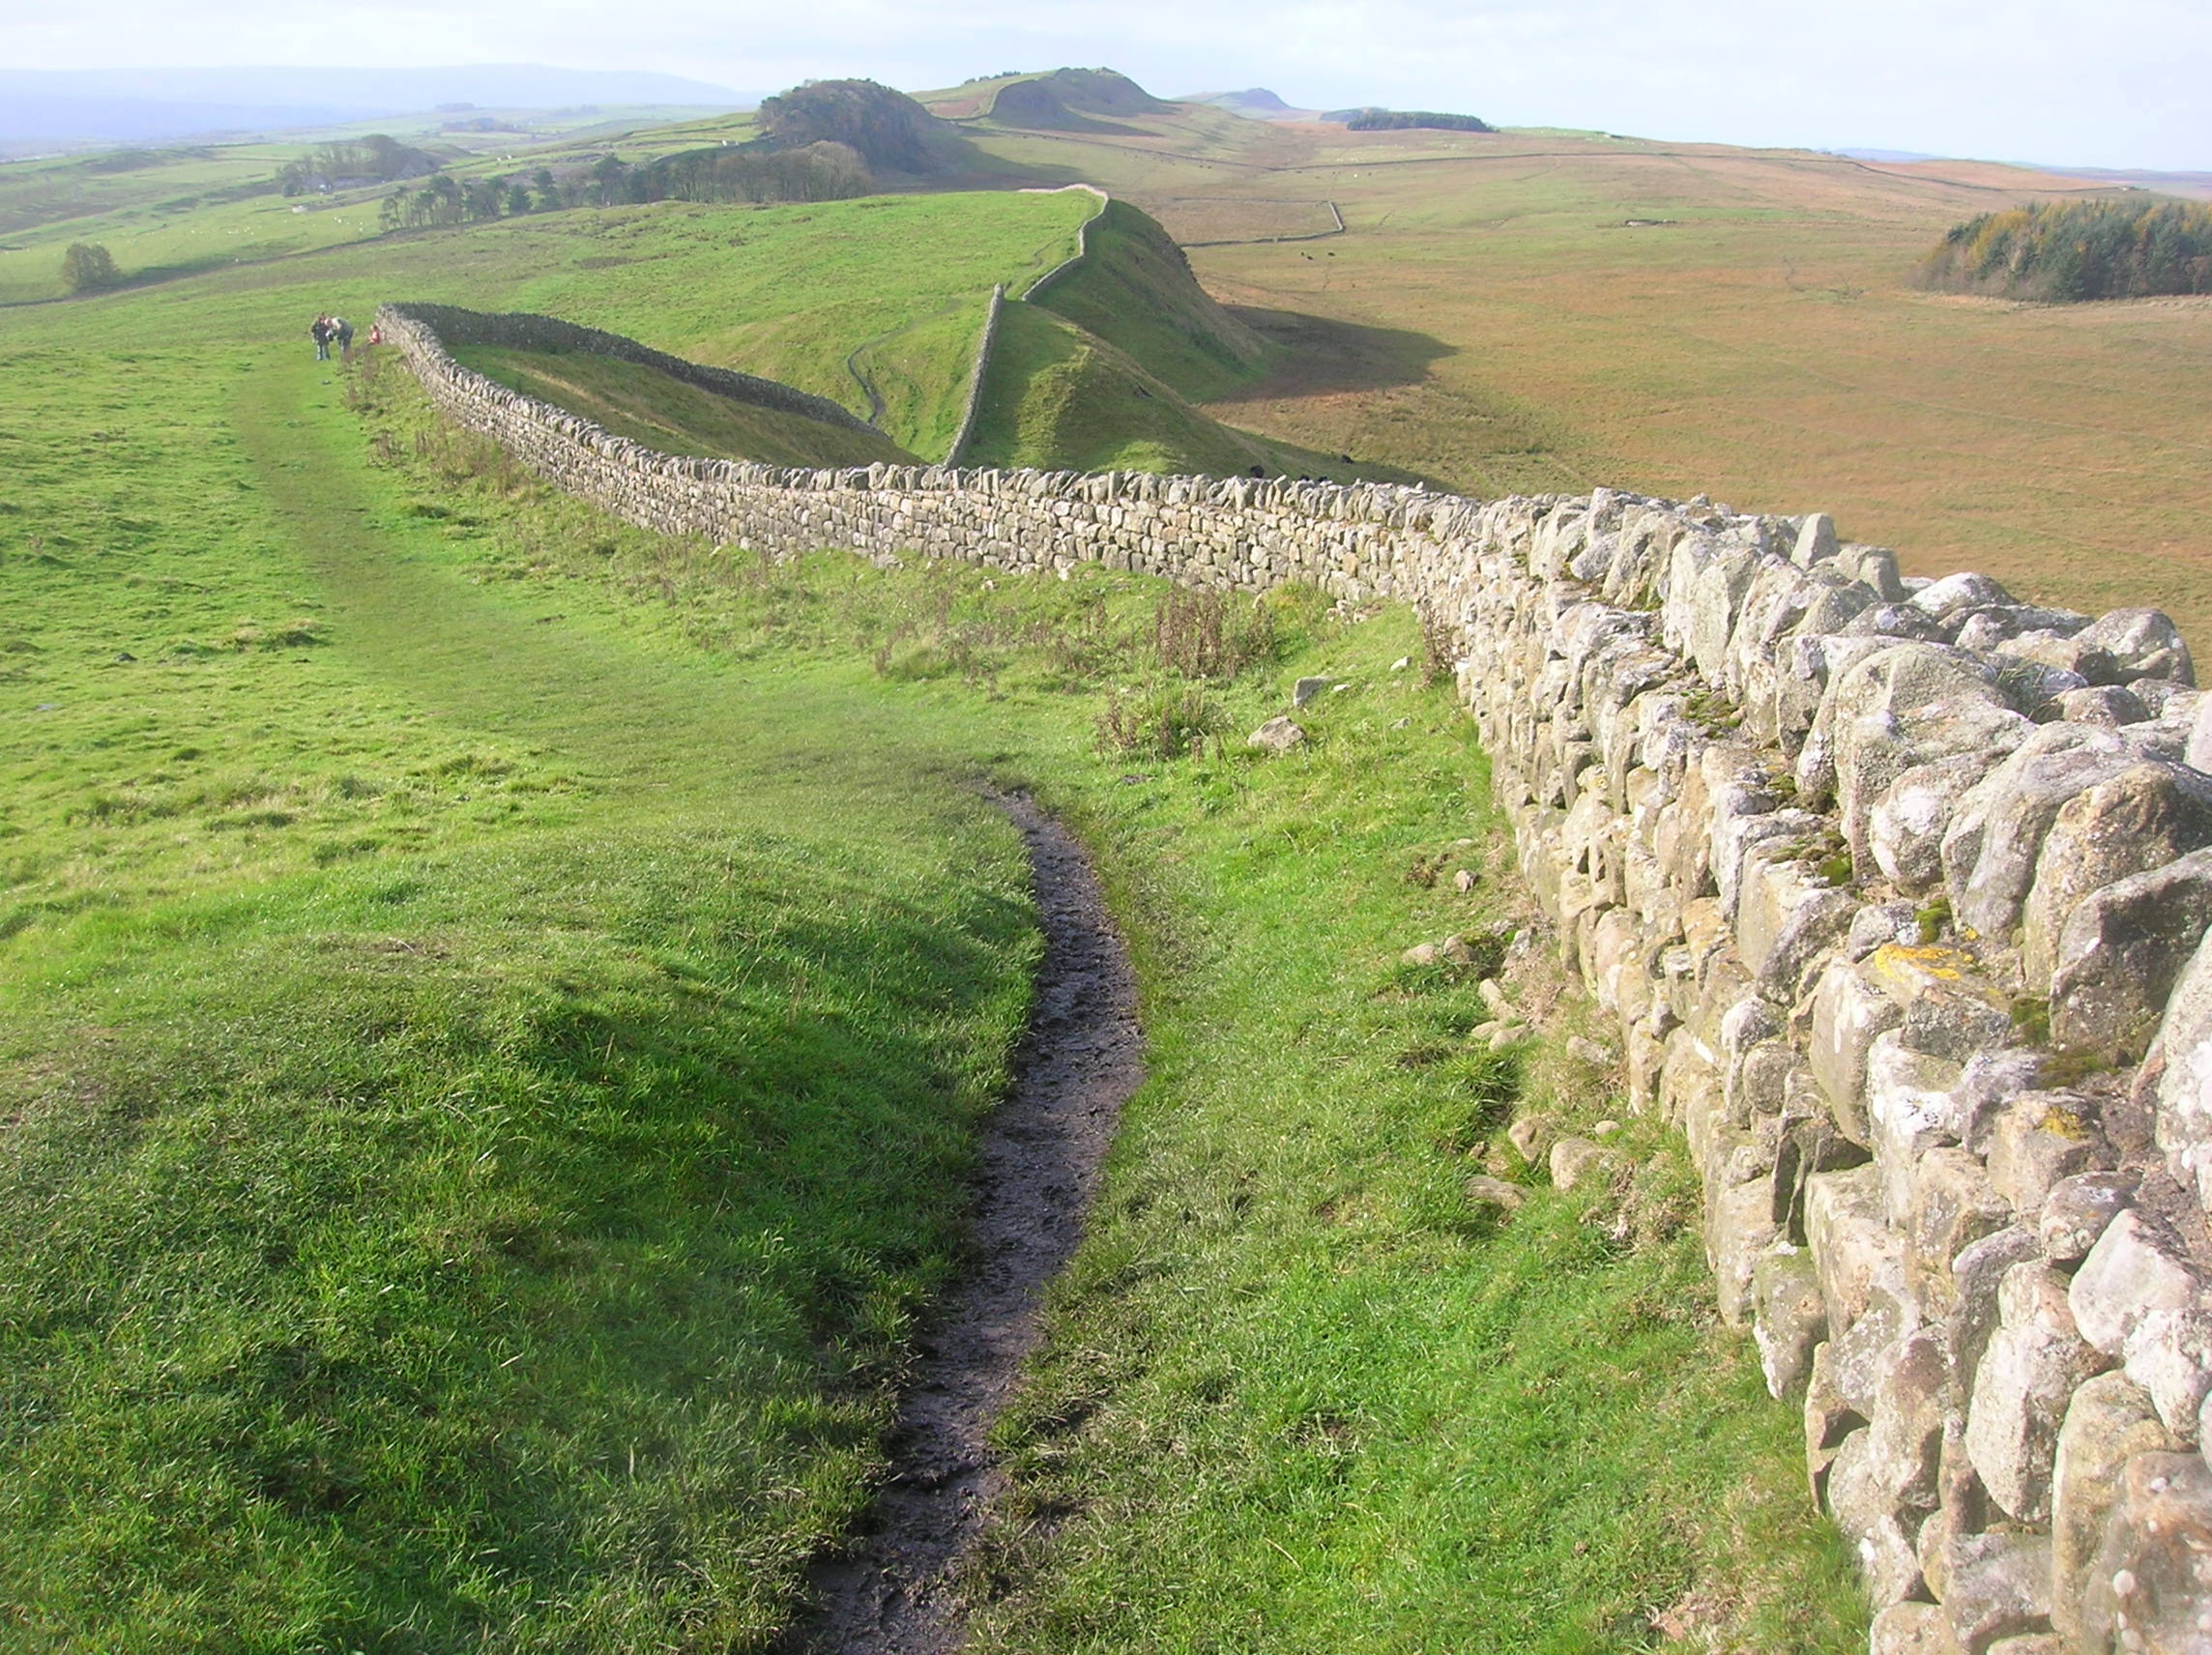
1209,305,1458,405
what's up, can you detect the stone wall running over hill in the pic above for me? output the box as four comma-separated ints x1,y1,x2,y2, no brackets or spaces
383,300,2212,1655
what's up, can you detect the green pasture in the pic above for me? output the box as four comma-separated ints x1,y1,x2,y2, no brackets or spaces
452,343,916,465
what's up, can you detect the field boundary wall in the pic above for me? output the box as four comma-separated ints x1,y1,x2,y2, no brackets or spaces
1018,183,1110,300
943,283,1004,464
383,298,2212,1654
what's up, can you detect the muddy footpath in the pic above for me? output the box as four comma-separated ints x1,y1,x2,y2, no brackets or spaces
787,792,1144,1655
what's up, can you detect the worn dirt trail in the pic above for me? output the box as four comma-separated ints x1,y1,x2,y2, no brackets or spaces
787,791,1144,1655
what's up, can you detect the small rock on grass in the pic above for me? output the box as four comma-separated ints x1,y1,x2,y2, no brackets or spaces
1453,868,1477,892
1293,676,1330,708
1465,1175,1528,1214
1507,1113,1558,1163
1390,655,1412,672
1550,1136,1608,1191
1566,1034,1613,1067
1248,715,1305,753
1487,1024,1529,1052
1404,934,1480,968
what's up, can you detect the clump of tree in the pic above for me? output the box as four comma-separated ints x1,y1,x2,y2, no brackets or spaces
754,78,946,173
1917,198,2212,302
630,141,871,205
378,166,571,231
1336,107,1494,132
62,242,122,294
277,133,441,196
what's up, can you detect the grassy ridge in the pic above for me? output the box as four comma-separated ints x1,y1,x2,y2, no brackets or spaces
452,343,917,464
1027,197,1268,399
0,341,1038,1649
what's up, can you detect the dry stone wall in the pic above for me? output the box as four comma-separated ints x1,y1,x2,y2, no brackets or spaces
385,301,2212,1655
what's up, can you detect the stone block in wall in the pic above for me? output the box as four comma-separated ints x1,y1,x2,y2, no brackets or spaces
1735,844,1856,1005
2075,607,2195,687
1709,1157,1783,1327
1942,726,2141,948
1867,1033,1967,1220
2070,1211,2212,1439
1860,943,2018,1065
2020,762,2212,992
1812,955,1907,1145
2037,1172,2136,1267
1820,644,2027,875
1986,1091,2110,1218
1729,1034,1797,1123
1872,751,2019,896
2078,1452,2212,1655
1755,1245,1829,1397
2052,683,2152,727
1965,1261,2110,1524
1729,560,1821,698
1836,544,1909,603
2051,1373,2177,1646
1936,1531,2052,1654
1712,798,1815,919
2146,924,2212,1214
1809,1161,1906,1333
1868,1323,1954,1518
1907,1148,2016,1319
1688,546,1769,687
1947,1227,2045,1407
1831,1423,1934,1604
1873,1602,1967,1655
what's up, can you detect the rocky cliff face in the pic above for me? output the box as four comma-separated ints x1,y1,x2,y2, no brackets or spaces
387,301,2212,1654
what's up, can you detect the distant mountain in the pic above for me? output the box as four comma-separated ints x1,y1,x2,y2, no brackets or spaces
0,65,753,145
1179,88,1319,121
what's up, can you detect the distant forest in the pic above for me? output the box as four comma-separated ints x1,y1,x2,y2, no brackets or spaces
1337,108,1494,133
1917,198,2212,302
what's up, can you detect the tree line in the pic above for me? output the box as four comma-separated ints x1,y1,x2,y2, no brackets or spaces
277,134,442,196
1916,197,2212,302
373,139,874,232
1337,108,1494,132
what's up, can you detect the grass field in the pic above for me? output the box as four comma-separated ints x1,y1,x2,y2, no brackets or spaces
0,199,1868,1645
452,343,917,465
0,339,1047,1649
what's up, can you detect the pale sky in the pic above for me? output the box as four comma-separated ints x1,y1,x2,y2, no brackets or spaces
6,0,2209,172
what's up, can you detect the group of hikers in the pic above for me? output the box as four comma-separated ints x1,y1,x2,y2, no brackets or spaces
309,313,364,362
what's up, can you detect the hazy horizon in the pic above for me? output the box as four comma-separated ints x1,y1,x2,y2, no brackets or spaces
4,1,2209,172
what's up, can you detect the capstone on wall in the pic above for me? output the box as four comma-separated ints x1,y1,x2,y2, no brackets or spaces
384,300,2212,1655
